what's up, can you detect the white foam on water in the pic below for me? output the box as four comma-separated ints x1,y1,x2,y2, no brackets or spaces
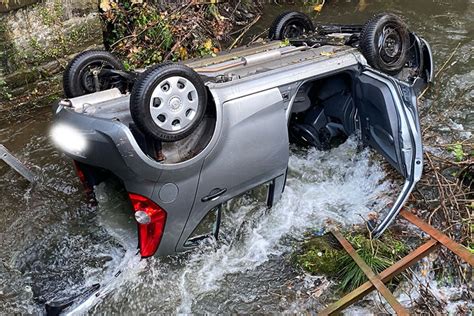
346,254,474,314
66,249,145,316
175,138,391,312
64,181,146,315
87,136,394,314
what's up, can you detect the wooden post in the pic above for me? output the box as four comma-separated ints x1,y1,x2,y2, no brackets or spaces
319,239,439,315
328,230,409,316
400,210,474,266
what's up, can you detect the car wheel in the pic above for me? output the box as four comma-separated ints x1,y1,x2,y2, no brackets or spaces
63,50,126,98
269,11,314,40
360,13,410,75
130,63,208,142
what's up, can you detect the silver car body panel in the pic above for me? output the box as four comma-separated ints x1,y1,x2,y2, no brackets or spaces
53,41,432,255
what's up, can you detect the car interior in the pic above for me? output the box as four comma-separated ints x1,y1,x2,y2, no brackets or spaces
288,71,406,176
289,73,356,150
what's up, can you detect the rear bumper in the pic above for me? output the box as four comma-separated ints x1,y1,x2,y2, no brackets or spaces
52,107,203,257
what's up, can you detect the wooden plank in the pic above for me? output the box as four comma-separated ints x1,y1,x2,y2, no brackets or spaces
400,210,474,266
330,230,409,316
319,239,439,315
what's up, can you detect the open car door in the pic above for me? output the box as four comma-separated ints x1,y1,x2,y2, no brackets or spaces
356,70,424,237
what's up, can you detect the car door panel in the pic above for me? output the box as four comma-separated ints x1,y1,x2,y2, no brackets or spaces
356,72,407,176
357,70,423,236
176,88,289,251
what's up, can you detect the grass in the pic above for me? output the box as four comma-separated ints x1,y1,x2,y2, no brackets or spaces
295,230,408,293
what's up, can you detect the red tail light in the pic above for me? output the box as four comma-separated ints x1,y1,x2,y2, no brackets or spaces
73,161,89,188
128,193,167,258
73,161,95,202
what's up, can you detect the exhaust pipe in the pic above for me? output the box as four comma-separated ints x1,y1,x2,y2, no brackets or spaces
193,46,308,73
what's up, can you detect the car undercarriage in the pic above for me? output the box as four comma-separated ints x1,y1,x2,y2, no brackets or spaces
51,12,433,261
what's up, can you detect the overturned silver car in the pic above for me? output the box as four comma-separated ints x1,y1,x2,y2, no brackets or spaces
51,12,433,258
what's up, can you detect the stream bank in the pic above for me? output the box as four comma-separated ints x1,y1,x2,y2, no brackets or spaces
0,0,103,111
0,0,472,314
0,0,263,111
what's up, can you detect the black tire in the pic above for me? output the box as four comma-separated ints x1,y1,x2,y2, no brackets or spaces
268,11,314,40
130,63,208,142
360,13,410,75
63,50,125,98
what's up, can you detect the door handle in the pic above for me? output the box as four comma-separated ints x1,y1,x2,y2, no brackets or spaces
202,188,227,202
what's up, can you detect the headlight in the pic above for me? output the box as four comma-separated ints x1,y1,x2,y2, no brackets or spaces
50,124,87,154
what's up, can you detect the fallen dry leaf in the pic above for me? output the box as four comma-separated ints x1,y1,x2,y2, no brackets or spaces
314,4,324,12
320,51,334,57
100,0,111,12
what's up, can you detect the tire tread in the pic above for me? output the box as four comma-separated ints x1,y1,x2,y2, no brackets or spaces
359,13,409,75
268,11,314,40
130,63,207,142
63,50,124,98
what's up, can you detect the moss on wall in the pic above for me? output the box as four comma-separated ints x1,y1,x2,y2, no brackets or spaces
0,0,103,106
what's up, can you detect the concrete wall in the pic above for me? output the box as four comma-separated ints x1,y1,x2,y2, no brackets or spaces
0,0,103,109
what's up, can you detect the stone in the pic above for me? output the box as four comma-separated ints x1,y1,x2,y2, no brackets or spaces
0,0,40,13
0,0,103,110
4,68,41,89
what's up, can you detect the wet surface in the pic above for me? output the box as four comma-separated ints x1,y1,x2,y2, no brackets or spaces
0,0,472,314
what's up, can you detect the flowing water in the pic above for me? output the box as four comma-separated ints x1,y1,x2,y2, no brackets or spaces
0,0,472,314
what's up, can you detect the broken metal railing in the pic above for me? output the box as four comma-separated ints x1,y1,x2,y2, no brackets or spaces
0,144,37,183
320,210,474,315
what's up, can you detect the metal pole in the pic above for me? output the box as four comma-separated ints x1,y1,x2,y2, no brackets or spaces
0,144,37,183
